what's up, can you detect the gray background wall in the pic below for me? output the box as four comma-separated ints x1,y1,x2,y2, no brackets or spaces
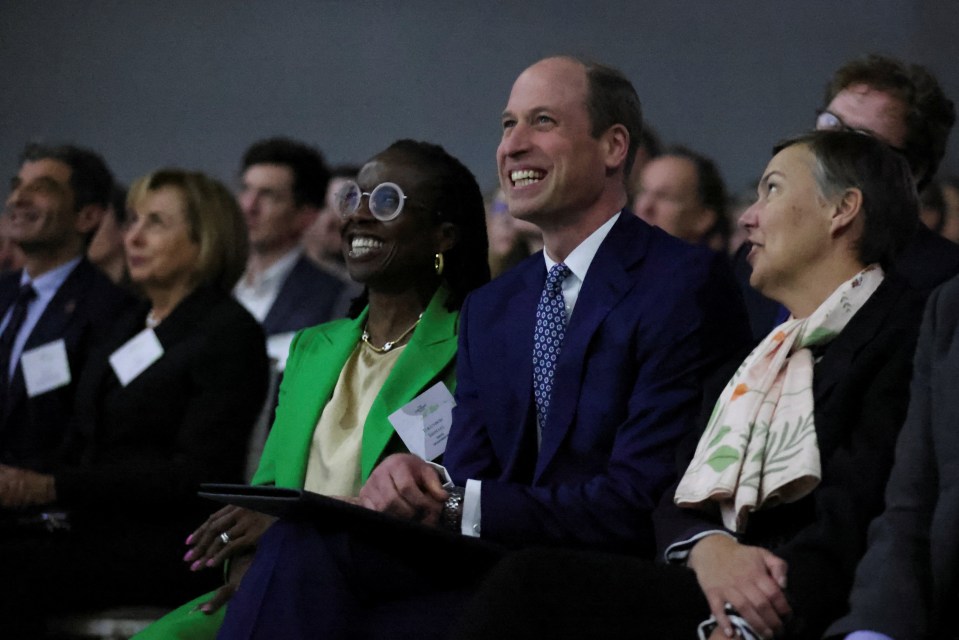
2,1,957,197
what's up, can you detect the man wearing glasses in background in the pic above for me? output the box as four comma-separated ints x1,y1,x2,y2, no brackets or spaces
738,54,959,340
815,54,959,291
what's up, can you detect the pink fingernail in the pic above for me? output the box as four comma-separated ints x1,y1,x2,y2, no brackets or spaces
183,550,193,561
190,560,202,571
206,558,215,567
185,534,194,544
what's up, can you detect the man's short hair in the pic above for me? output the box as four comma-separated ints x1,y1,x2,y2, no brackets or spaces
661,146,728,220
662,145,730,246
774,129,919,270
20,143,114,211
824,54,956,189
241,137,330,208
574,59,644,178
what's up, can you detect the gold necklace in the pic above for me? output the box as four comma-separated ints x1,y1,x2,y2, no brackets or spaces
361,313,423,353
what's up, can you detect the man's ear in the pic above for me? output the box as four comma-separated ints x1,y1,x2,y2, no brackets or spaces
829,188,863,235
691,207,719,240
602,124,630,174
76,204,106,236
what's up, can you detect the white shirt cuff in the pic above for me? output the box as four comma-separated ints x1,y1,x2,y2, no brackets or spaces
462,479,482,537
423,462,480,537
664,529,736,564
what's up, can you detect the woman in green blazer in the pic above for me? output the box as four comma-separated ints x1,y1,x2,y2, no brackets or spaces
137,139,490,639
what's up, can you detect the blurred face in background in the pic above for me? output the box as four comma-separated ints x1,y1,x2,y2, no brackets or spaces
238,164,315,255
125,186,200,294
633,155,716,243
303,175,352,264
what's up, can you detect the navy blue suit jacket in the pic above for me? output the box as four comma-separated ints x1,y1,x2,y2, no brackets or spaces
261,255,356,336
445,212,751,555
0,259,135,470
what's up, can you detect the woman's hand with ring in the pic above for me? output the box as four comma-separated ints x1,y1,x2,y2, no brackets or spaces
183,505,276,571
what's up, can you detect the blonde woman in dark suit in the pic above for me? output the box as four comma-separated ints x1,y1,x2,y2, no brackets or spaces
0,169,269,637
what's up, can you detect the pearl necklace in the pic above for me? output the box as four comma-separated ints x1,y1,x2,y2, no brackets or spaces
361,313,423,353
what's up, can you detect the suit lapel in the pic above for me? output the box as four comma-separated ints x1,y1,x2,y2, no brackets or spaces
536,214,649,478
273,315,364,487
360,288,458,480
7,261,91,411
262,256,305,333
22,260,91,349
489,260,546,478
813,277,903,404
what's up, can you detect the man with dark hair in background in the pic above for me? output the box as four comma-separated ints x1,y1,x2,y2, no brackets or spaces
0,143,134,480
816,53,959,289
234,137,356,368
633,145,730,252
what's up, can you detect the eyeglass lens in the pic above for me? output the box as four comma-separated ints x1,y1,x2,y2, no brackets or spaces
336,181,405,221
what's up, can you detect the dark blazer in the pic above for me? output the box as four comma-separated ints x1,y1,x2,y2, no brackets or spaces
445,212,752,555
826,275,959,640
261,255,356,336
654,276,927,640
0,287,270,622
894,224,959,292
0,259,135,471
57,286,269,517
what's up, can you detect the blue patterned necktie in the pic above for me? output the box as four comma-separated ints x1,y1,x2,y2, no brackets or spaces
533,263,571,429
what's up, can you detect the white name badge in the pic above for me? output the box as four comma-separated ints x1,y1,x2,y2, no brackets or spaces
21,339,72,397
388,381,456,461
266,332,296,371
109,328,164,387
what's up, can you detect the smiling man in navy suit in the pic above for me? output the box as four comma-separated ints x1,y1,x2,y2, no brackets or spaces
218,56,750,640
0,143,133,478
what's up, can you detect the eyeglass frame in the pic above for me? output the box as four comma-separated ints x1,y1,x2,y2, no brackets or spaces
335,180,408,221
814,110,908,155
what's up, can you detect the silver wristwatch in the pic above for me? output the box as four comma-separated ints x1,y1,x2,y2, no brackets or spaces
441,486,465,532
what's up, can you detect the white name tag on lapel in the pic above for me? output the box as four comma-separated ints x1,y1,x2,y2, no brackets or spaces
388,382,456,461
109,328,164,387
21,339,72,397
266,332,296,371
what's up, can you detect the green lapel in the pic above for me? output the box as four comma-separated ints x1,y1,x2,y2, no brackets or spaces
253,311,366,488
359,287,459,480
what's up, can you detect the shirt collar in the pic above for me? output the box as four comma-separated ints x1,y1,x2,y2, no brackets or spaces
242,247,302,290
543,212,620,282
21,256,82,298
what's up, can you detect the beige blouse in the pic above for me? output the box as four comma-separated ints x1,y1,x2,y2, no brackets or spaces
303,342,405,496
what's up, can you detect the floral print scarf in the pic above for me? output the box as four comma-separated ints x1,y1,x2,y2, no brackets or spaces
674,265,884,532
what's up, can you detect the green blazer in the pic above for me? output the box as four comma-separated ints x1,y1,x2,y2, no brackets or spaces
134,287,459,640
254,285,459,488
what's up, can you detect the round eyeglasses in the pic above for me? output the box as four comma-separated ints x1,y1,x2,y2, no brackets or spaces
815,110,908,154
335,181,407,221
815,110,872,136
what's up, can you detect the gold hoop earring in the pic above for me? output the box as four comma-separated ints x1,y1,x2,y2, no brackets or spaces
434,253,444,276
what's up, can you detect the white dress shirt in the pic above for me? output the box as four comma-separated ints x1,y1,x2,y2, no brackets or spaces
233,248,301,323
